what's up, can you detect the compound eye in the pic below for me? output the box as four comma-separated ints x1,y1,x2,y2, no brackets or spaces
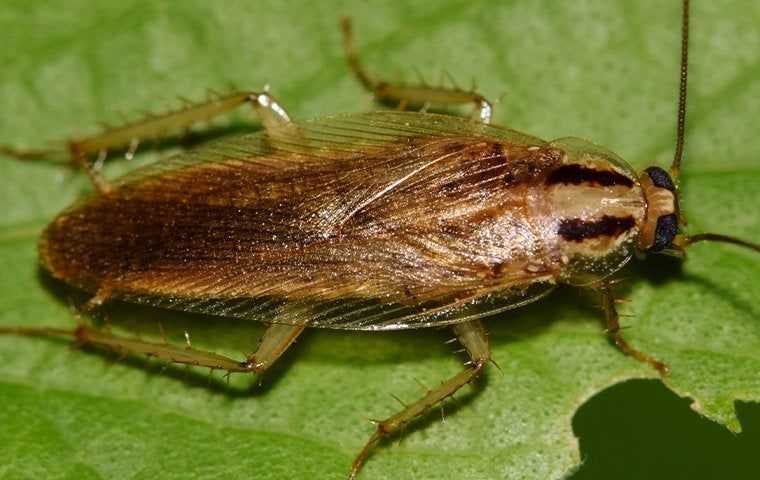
644,166,676,192
650,213,679,252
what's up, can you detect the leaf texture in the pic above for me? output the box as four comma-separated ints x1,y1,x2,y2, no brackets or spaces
0,1,759,479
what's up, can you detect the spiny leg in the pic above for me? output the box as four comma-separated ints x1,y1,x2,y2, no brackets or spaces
349,319,491,479
599,283,670,376
247,323,305,373
1,91,292,194
0,321,304,377
340,18,493,124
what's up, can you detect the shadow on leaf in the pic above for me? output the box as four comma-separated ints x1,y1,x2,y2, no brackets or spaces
571,379,760,480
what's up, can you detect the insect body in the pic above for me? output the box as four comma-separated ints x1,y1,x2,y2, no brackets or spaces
41,120,649,329
1,1,758,478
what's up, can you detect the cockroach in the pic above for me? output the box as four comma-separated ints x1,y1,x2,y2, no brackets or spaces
1,1,758,478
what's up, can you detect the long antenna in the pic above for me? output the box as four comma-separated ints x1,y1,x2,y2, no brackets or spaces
683,233,760,253
670,0,690,180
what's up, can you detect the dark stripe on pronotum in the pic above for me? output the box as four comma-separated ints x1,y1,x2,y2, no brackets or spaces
546,164,634,188
558,215,636,242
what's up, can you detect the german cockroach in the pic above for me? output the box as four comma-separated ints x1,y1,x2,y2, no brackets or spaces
1,1,758,477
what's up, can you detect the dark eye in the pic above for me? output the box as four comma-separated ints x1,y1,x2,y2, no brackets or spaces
650,214,679,252
644,166,676,192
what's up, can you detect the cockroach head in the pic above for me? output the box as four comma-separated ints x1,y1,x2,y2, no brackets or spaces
637,166,680,256
637,0,760,258
638,166,760,258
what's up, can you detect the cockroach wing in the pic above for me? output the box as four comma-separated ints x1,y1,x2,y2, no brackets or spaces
124,282,556,331
44,112,558,330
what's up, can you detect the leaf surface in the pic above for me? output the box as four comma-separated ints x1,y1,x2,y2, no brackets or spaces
1,1,759,479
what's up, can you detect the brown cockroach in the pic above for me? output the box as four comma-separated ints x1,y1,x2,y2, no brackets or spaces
1,1,758,477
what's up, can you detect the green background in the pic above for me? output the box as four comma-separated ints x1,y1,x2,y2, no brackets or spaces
1,1,759,479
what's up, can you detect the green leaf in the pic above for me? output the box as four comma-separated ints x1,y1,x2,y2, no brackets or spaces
1,1,759,479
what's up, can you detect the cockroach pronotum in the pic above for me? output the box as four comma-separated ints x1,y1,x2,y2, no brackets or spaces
1,1,758,477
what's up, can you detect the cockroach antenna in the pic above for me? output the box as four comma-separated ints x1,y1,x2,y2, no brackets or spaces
670,0,690,181
666,0,760,255
676,233,760,254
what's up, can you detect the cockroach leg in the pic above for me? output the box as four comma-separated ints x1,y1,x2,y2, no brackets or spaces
250,91,292,131
349,319,490,479
340,18,493,124
0,324,251,372
0,321,304,377
599,284,670,376
244,323,305,373
70,145,112,194
1,91,292,192
80,285,114,313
